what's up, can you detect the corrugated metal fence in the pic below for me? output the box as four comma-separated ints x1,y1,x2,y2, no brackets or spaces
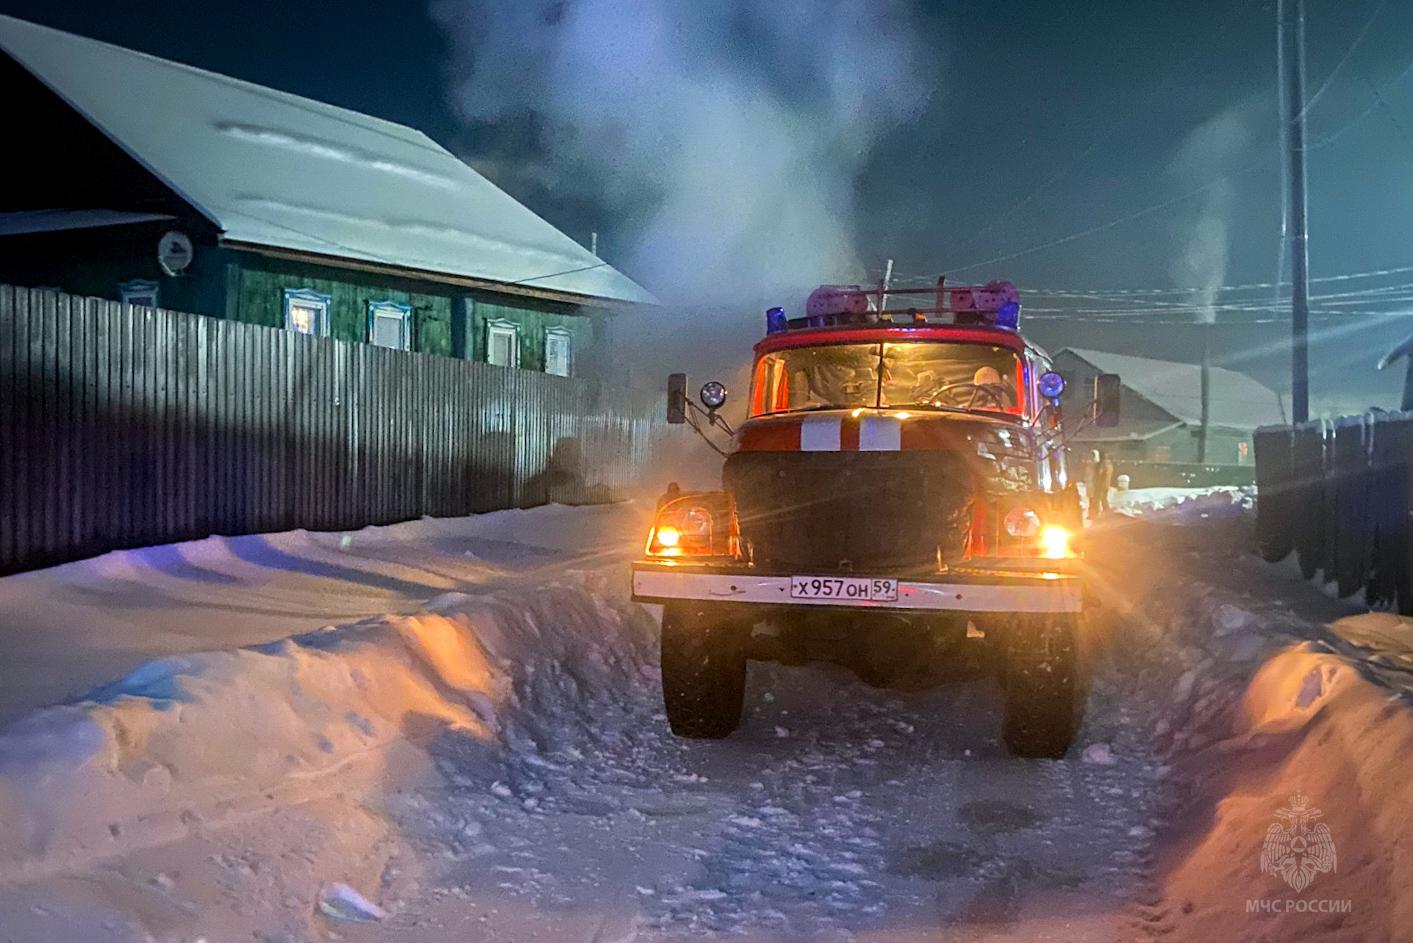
0,284,679,575
1253,412,1413,613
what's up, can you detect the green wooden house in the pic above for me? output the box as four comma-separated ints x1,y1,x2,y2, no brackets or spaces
0,14,654,377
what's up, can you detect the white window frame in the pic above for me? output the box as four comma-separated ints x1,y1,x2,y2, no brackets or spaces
543,327,573,377
283,288,332,336
367,299,413,350
486,318,519,368
119,279,159,308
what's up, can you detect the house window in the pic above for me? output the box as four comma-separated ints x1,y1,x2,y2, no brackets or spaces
119,279,159,308
544,328,572,377
284,288,331,336
368,300,412,350
486,319,518,368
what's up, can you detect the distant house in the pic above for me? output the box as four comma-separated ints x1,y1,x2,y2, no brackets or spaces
0,15,654,376
1053,348,1286,465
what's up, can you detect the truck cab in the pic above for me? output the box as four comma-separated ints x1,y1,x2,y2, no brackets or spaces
632,278,1119,757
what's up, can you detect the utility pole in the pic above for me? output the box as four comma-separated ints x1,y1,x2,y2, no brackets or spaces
1199,321,1211,463
590,231,599,257
1279,0,1311,422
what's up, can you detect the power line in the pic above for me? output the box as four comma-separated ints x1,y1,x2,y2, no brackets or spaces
1298,0,1390,119
946,154,1271,275
510,261,610,285
1015,263,1413,297
948,0,1261,257
1304,57,1413,150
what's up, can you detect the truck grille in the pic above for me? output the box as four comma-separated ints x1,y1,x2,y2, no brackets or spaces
723,450,975,573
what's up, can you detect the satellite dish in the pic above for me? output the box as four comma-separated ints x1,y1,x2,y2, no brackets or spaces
157,230,194,276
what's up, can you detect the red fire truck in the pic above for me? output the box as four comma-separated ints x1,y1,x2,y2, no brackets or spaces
632,278,1120,757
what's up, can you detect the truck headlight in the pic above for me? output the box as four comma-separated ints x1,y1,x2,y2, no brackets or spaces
1039,525,1072,559
1003,507,1042,538
646,492,739,559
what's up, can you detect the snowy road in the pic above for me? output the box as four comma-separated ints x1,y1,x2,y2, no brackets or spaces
371,660,1165,942
1,490,1410,942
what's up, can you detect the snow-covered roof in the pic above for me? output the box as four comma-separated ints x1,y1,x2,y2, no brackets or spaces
1056,348,1286,431
0,209,175,236
0,15,655,307
1070,420,1184,443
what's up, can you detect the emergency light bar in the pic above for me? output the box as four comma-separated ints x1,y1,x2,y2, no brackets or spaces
767,276,1021,334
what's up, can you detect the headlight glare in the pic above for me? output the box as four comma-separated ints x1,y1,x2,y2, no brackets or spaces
1040,525,1072,559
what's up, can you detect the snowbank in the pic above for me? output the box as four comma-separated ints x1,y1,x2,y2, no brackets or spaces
0,502,648,725
0,570,656,882
1099,539,1413,941
1108,485,1253,520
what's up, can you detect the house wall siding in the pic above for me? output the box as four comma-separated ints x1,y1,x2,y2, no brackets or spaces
228,253,599,372
468,294,597,373
0,224,229,319
0,233,605,373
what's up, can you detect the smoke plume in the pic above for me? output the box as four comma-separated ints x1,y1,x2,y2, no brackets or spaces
1168,107,1251,324
431,0,929,308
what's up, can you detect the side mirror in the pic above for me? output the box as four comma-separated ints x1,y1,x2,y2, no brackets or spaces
667,372,687,424
1093,373,1121,427
699,380,727,412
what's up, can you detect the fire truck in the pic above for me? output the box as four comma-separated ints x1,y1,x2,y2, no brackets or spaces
632,278,1120,757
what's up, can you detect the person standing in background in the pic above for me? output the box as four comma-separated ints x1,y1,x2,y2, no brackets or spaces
1089,449,1114,519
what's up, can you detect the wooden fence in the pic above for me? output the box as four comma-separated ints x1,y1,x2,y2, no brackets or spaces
1254,412,1413,613
0,285,679,575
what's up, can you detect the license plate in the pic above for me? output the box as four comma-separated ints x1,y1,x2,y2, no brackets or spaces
789,576,899,602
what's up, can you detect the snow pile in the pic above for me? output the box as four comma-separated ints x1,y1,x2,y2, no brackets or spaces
1108,485,1253,520
1095,532,1413,941
0,573,656,882
0,502,646,725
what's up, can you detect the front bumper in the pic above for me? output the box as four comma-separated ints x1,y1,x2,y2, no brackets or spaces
631,561,1083,614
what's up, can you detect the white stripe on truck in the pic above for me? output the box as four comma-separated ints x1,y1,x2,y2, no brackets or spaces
800,415,841,451
858,416,901,451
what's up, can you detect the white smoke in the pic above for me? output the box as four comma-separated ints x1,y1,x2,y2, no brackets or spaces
431,0,929,306
1168,107,1251,323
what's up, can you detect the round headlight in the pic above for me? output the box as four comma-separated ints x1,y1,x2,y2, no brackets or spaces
1038,370,1065,399
681,505,713,536
699,381,727,410
1003,507,1042,538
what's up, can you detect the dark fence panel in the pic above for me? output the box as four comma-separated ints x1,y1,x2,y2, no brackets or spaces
1253,411,1413,614
0,285,679,575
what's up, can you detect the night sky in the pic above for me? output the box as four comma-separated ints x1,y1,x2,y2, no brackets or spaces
4,0,1412,409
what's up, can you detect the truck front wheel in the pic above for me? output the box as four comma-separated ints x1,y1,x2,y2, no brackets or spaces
660,602,748,738
1002,614,1082,758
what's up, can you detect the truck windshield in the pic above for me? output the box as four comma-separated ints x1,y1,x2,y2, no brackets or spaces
750,342,1025,417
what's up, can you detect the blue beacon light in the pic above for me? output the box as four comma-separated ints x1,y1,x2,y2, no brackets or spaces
766,306,788,334
995,300,1021,330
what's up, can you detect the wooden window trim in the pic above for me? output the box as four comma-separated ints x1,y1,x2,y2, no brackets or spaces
486,318,519,368
283,287,332,336
544,327,572,377
119,279,160,308
367,299,413,350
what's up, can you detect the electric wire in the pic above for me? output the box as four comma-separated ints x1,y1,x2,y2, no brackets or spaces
948,0,1261,256
1297,0,1391,120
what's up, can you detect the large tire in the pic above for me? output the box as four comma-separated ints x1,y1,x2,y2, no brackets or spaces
660,602,748,739
1002,615,1082,759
